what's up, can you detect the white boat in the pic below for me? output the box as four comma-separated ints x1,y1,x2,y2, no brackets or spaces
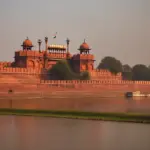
125,91,149,98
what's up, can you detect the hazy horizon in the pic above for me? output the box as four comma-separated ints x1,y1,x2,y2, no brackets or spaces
0,0,150,67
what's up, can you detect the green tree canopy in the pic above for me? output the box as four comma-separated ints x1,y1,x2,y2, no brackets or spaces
122,64,132,72
49,60,90,80
132,64,150,81
122,64,133,80
97,56,122,74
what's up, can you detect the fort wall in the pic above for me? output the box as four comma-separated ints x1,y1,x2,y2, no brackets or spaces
0,67,41,84
1,80,150,93
0,62,12,68
0,66,122,80
90,70,122,80
15,50,67,59
0,66,150,93
0,67,41,74
40,80,150,85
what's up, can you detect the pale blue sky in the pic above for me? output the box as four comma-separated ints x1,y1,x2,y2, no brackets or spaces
0,0,150,67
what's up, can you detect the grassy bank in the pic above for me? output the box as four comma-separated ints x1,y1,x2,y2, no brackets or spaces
0,108,150,124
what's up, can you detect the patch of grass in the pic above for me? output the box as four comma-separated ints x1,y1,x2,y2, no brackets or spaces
0,109,150,124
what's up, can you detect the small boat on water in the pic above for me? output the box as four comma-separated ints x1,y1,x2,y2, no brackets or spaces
125,91,150,98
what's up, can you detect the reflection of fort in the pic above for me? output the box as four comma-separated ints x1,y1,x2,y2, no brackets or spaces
0,37,122,80
13,116,38,149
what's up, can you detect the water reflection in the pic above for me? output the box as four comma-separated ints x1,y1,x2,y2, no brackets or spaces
1,96,150,113
0,116,150,150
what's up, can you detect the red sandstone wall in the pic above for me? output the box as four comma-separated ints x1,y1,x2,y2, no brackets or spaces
15,50,67,59
0,68,41,85
0,81,150,93
90,69,122,80
38,80,150,93
0,67,150,93
40,80,150,86
0,67,41,74
0,62,12,68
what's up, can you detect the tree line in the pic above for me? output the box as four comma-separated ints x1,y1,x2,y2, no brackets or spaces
97,56,150,81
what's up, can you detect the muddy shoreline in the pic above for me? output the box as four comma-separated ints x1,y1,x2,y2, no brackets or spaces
0,109,150,124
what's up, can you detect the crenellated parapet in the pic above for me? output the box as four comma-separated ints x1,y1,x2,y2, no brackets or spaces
0,61,12,68
15,50,68,59
0,67,41,74
40,79,150,85
15,50,43,57
90,69,122,80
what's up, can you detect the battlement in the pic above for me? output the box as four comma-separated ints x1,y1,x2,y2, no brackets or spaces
0,67,41,74
15,50,43,57
15,50,67,59
0,61,12,68
0,64,122,81
90,69,122,80
40,80,150,85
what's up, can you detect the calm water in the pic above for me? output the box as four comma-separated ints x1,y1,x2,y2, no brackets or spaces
0,116,150,150
1,96,150,113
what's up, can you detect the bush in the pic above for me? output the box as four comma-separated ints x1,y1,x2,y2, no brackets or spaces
80,71,91,80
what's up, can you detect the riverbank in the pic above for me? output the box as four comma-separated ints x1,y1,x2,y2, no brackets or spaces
0,108,150,124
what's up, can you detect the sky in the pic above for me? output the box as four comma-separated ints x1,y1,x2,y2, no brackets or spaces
0,0,150,67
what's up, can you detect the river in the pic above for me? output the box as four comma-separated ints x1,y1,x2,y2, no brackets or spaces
0,115,150,150
1,95,150,113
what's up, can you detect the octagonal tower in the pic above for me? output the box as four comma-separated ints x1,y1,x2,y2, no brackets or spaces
71,40,95,73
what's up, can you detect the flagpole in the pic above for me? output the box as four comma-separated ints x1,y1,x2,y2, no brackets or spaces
52,32,57,44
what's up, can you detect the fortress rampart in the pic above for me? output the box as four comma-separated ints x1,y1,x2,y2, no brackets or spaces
0,37,149,93
40,80,150,85
0,67,150,86
0,67,150,93
15,50,67,59
0,67,41,74
90,70,122,80
0,67,121,80
0,62,12,68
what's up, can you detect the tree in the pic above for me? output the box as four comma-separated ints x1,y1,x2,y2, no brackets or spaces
122,64,132,72
80,71,90,80
49,60,90,80
97,56,122,74
122,64,133,80
132,64,150,81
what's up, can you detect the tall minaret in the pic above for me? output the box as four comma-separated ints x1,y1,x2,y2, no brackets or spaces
66,38,70,54
38,39,42,52
45,37,48,52
44,37,48,69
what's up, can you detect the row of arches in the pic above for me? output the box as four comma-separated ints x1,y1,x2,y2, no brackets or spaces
81,64,93,71
27,60,54,69
27,60,43,69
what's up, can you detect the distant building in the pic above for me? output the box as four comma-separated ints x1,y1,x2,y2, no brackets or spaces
0,37,122,80
4,37,94,72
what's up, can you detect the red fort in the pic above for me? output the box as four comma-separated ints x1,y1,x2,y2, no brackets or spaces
0,37,121,81
1,37,150,93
